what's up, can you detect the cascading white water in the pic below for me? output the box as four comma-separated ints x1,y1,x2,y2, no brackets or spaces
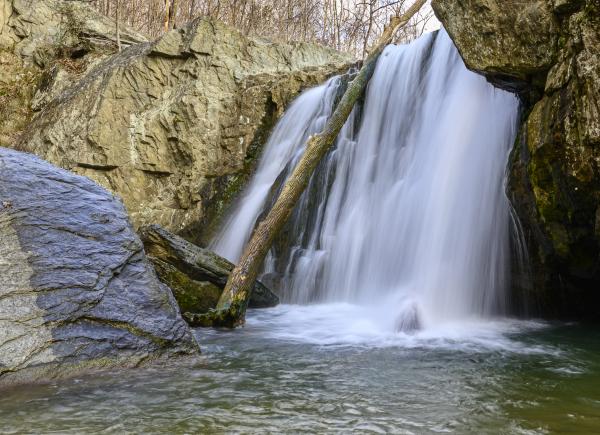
210,75,343,262
212,30,520,331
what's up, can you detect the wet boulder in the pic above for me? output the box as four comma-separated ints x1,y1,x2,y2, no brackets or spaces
0,148,199,387
139,224,279,317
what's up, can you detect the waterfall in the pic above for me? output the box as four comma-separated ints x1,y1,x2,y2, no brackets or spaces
211,30,520,330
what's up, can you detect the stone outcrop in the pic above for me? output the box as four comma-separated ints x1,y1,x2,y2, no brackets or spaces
13,9,353,242
0,147,199,387
0,0,146,55
433,0,559,94
0,0,12,49
432,0,599,317
0,0,146,147
140,224,278,317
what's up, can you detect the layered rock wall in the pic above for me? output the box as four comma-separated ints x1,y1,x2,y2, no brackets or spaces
13,10,352,241
0,0,147,146
1,0,146,56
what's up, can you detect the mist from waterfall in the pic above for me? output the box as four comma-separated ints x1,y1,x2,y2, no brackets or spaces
211,30,520,330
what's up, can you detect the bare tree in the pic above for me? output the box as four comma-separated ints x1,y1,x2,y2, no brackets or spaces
91,0,435,56
115,0,122,51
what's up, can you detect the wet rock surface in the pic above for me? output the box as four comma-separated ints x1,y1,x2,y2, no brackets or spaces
0,147,199,387
140,224,279,317
433,0,600,317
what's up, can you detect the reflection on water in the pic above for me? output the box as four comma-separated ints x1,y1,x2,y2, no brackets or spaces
0,306,599,434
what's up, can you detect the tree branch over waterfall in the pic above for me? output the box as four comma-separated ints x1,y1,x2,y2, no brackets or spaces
193,0,428,328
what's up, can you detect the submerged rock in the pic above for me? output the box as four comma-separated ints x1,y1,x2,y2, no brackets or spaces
140,224,279,317
394,302,421,333
0,148,199,387
433,0,600,318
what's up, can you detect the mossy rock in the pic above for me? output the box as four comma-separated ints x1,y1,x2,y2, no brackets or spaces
140,224,279,320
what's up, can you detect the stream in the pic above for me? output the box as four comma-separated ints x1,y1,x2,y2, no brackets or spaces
1,305,599,434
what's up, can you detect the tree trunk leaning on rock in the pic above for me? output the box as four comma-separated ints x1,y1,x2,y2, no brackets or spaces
201,0,428,328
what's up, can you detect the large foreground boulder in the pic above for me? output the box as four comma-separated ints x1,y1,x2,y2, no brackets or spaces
0,148,199,387
140,224,279,318
432,0,600,317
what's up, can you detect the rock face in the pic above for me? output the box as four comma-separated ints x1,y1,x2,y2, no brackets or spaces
140,224,278,316
0,0,146,55
0,0,146,147
433,0,600,317
0,0,12,49
433,0,559,93
15,11,352,241
0,147,199,386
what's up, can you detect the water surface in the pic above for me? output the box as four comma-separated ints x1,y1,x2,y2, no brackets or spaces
1,305,599,434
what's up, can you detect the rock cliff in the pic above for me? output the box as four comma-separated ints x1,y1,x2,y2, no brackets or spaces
0,0,147,144
5,1,353,242
433,0,600,317
0,147,199,387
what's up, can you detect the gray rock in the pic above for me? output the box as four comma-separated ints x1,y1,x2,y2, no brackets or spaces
140,224,279,316
0,147,199,387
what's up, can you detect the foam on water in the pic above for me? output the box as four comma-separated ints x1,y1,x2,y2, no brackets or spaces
245,305,554,355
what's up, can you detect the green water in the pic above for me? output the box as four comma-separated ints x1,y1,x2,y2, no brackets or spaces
1,305,599,434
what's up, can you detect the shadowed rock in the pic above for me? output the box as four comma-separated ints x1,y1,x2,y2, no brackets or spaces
0,147,199,387
140,224,279,318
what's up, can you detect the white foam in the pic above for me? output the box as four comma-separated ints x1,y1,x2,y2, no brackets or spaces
246,304,556,355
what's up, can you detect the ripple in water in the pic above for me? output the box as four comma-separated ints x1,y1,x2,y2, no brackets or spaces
0,308,599,434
